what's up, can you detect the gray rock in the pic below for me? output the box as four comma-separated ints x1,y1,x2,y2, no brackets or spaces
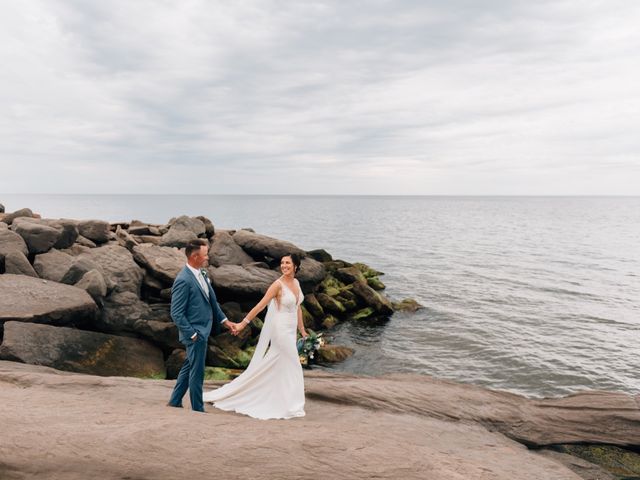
159,228,198,248
208,264,280,299
132,319,181,352
77,245,144,295
0,228,29,263
0,221,7,230
33,249,75,283
11,220,61,254
232,229,305,260
317,345,355,363
75,269,108,301
133,234,162,245
220,302,244,323
196,215,215,238
59,256,102,285
4,251,38,277
334,266,367,285
61,244,92,256
115,225,139,251
75,235,97,248
307,248,333,262
77,220,111,244
303,293,325,319
165,349,187,379
317,293,347,315
100,292,180,350
296,257,326,286
143,272,165,290
99,291,149,333
128,225,152,236
12,217,78,249
1,208,34,225
0,321,165,378
132,244,185,284
0,274,97,327
208,231,253,267
351,280,393,316
168,215,206,237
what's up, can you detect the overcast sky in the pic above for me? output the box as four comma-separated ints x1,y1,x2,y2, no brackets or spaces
1,0,639,195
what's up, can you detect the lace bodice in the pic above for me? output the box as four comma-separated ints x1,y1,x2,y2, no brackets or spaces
277,278,303,313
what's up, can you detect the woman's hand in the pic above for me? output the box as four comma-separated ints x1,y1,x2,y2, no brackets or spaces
300,330,308,339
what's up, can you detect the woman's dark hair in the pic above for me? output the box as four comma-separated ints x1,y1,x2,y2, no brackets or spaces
283,252,301,273
185,238,209,258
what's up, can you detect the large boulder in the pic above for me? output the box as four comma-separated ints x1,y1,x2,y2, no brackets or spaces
296,257,326,287
232,229,305,260
159,229,197,248
208,264,279,299
12,217,78,249
11,220,61,254
99,291,151,333
4,251,38,277
0,229,28,264
165,349,187,379
77,220,111,244
208,231,253,267
317,293,347,315
307,248,333,262
334,266,367,285
78,245,144,295
1,208,34,225
132,244,185,284
100,292,180,350
196,216,215,238
317,345,354,363
33,249,75,283
303,293,325,319
168,215,206,237
351,280,393,316
0,321,165,378
75,270,108,301
0,274,97,327
114,225,139,251
60,256,103,285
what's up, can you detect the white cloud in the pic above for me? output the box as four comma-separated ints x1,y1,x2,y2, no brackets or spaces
0,0,639,194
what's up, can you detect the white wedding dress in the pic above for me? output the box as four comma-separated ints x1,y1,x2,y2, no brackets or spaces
203,278,306,419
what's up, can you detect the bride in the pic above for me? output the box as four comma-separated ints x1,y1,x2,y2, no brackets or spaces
203,253,308,419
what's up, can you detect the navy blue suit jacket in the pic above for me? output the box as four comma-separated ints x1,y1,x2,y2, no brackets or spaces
170,266,226,344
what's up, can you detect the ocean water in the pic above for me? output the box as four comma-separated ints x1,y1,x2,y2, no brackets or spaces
2,194,639,398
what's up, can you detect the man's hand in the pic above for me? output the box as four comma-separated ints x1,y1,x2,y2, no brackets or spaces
224,321,239,336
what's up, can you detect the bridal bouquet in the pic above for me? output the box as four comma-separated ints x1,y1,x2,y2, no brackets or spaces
297,331,323,368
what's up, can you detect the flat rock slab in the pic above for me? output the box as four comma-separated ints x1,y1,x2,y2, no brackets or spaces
209,264,280,298
305,372,640,448
232,229,305,259
0,322,165,378
0,362,588,480
0,274,97,326
132,244,185,284
79,245,144,294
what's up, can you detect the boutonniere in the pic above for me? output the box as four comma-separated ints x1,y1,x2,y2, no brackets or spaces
200,268,210,283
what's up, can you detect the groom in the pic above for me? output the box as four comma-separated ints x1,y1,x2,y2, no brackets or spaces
167,238,236,412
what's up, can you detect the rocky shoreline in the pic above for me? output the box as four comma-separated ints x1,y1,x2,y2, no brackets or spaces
0,205,421,379
1,204,639,479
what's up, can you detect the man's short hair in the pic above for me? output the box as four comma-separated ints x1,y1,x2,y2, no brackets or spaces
184,238,209,258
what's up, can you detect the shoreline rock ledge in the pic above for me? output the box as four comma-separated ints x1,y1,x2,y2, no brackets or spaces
0,207,423,379
0,361,638,480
